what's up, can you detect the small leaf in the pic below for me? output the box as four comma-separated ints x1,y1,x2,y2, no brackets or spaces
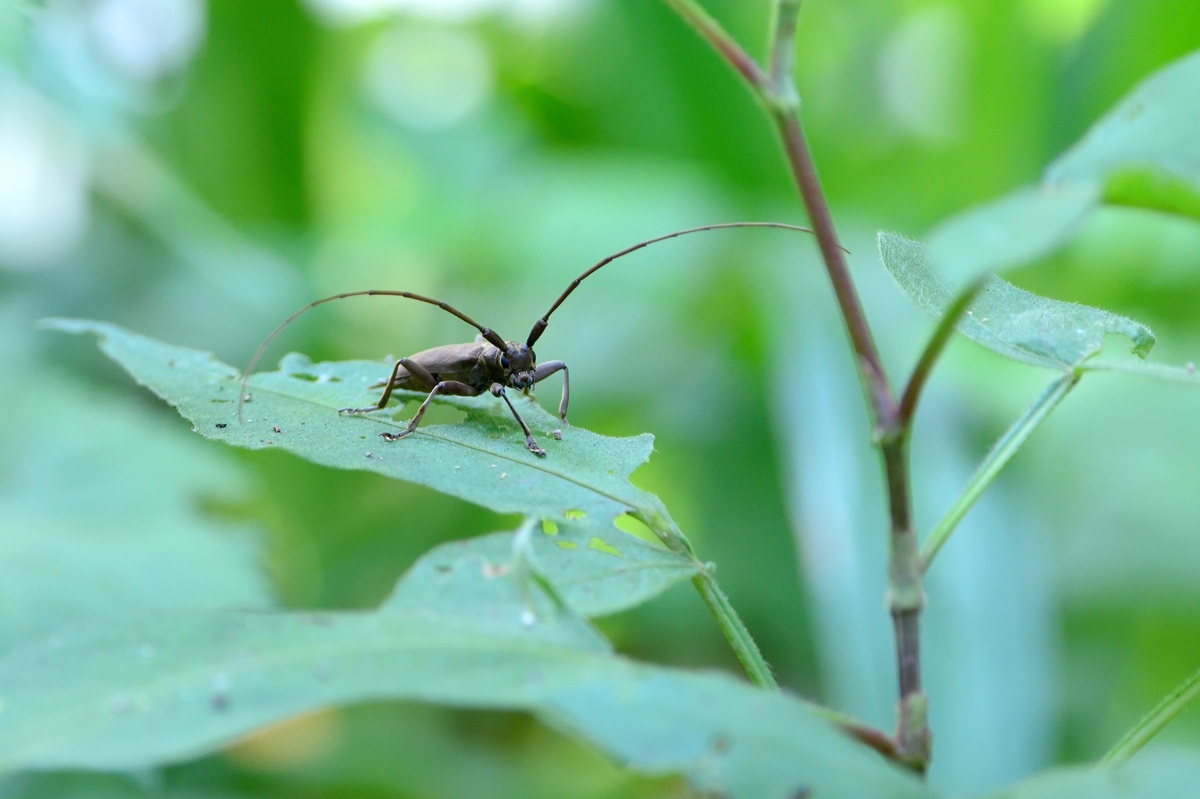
984,748,1200,799
927,182,1100,285
382,520,698,619
0,533,933,799
1047,50,1200,220
41,319,657,527
879,232,1154,369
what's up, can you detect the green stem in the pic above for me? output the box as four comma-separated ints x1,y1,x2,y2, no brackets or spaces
897,278,988,430
660,0,768,90
634,506,776,690
635,505,907,765
920,372,1079,572
1102,665,1200,766
691,570,779,690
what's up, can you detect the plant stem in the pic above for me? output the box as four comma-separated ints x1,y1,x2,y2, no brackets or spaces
691,569,779,690
767,0,801,99
770,112,895,426
660,0,893,424
662,0,933,771
920,372,1079,572
763,0,931,770
633,505,777,689
693,567,908,765
879,434,929,770
898,278,988,429
661,0,767,90
636,507,909,768
1102,664,1200,766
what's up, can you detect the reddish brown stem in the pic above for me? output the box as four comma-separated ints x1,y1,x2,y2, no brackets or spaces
772,112,895,426
662,0,931,773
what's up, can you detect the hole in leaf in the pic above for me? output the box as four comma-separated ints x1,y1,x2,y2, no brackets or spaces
555,541,577,551
563,509,586,520
614,514,662,547
587,537,623,558
541,520,559,535
289,372,320,382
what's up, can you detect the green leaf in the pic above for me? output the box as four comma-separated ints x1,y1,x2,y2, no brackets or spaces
922,49,1200,284
984,748,1200,799
40,319,778,690
35,319,699,621
40,319,656,528
0,364,271,652
1047,50,1200,221
0,530,933,799
382,519,698,619
878,232,1154,369
0,773,249,799
926,183,1100,285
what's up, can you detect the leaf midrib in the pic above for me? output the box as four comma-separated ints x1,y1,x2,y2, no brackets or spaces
226,376,649,515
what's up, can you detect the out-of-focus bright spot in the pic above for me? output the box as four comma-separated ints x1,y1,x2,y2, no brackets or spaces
308,0,495,24
304,0,583,26
362,26,492,131
1019,0,1109,42
878,5,969,145
225,708,340,770
505,0,585,25
0,84,89,271
88,0,206,82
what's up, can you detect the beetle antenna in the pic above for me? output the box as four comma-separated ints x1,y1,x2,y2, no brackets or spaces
238,289,505,423
526,221,843,347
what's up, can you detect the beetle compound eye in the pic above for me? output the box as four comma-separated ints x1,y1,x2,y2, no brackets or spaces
500,356,510,369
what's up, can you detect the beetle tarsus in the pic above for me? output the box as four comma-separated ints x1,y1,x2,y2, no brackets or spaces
380,430,411,441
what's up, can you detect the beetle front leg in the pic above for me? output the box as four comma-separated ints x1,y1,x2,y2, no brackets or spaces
491,383,546,457
380,380,480,441
530,360,569,424
340,357,434,414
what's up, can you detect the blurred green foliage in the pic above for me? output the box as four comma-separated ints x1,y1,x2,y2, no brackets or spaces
3,0,1200,796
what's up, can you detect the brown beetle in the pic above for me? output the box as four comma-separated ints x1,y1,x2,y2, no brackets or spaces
240,222,824,456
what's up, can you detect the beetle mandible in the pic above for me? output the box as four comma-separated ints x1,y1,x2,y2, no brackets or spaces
240,222,830,457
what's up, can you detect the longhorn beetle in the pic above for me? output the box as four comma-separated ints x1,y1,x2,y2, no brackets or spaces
240,222,830,457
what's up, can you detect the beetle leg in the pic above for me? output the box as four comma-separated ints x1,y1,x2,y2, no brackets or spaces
380,380,479,441
341,357,435,414
530,360,569,424
491,383,546,457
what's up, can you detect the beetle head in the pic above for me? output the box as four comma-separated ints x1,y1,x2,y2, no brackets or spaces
500,341,536,388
